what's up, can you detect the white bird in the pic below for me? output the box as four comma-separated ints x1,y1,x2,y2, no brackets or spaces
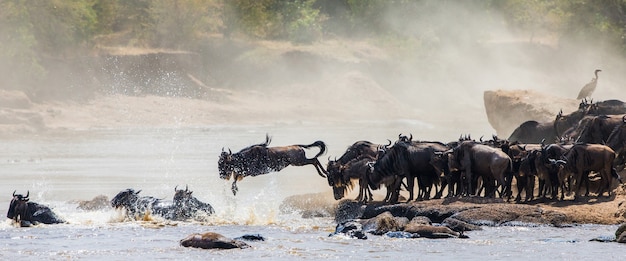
577,69,601,100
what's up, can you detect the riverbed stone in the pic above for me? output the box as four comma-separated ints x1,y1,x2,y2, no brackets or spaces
180,232,250,249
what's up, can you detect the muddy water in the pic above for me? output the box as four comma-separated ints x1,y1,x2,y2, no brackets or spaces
0,124,624,260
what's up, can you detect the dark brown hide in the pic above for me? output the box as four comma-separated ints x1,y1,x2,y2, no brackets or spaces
219,134,327,195
557,144,618,199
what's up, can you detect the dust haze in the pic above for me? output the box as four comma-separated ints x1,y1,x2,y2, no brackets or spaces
3,2,626,143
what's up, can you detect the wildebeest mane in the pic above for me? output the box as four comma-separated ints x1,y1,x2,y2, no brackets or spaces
370,144,407,188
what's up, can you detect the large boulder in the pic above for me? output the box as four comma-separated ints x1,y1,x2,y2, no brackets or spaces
180,232,251,249
484,90,578,137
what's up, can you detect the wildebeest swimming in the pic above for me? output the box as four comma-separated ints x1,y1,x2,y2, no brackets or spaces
218,134,328,195
110,186,214,221
7,191,65,227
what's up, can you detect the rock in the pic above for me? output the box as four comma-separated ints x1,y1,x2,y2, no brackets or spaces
403,224,464,239
329,221,367,240
618,232,626,243
180,232,250,249
408,216,432,226
451,204,566,227
615,223,626,239
589,235,616,242
441,217,482,232
360,202,472,223
279,192,337,219
334,199,364,224
384,231,420,239
360,211,409,235
484,89,578,137
76,195,110,211
235,234,265,241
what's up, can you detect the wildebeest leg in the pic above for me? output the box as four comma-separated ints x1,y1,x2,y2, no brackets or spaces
582,171,591,197
537,178,545,198
357,178,371,202
406,176,415,202
515,175,525,202
231,180,239,196
435,176,447,199
300,158,327,178
526,176,535,201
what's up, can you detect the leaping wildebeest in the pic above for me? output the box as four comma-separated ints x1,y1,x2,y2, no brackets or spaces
218,134,328,195
7,191,65,227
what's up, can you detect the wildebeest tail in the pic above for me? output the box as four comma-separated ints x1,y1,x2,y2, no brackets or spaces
612,167,623,183
299,141,327,158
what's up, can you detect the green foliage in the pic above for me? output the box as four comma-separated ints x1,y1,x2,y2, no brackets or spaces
225,0,322,43
149,0,222,48
3,0,626,97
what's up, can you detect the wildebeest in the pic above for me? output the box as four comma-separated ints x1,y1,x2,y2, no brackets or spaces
328,155,376,202
167,185,215,221
606,116,626,170
508,120,557,144
111,188,167,219
552,144,620,200
430,151,462,198
509,99,601,144
369,137,448,202
576,115,626,144
7,191,65,226
111,187,215,221
449,141,513,198
325,140,383,201
218,134,327,195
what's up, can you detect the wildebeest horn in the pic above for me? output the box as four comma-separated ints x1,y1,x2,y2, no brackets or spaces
409,133,413,141
479,136,484,142
12,190,16,197
175,185,178,191
221,147,224,152
228,148,232,154
25,190,29,198
386,139,392,147
185,185,188,192
135,190,141,194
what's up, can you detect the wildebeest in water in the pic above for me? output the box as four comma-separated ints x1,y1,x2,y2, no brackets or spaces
7,190,65,227
110,187,215,221
218,134,328,195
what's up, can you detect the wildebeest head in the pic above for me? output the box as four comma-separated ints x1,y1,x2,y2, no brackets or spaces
218,148,234,180
110,189,141,209
7,191,30,222
328,162,353,200
173,185,193,203
325,158,343,187
172,185,215,217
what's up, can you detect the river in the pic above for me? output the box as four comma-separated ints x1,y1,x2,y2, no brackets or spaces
0,124,624,260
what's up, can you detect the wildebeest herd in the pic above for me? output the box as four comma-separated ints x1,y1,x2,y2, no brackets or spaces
8,98,626,228
219,99,626,205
